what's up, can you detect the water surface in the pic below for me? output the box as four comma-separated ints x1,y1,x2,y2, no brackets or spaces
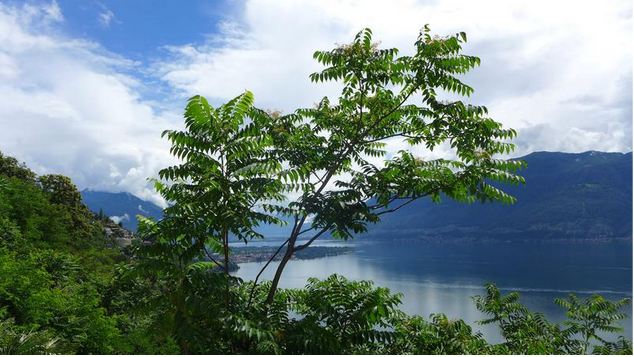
235,239,633,342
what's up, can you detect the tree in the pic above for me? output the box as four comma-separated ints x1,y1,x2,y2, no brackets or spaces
592,336,633,355
38,174,83,208
37,174,96,246
284,274,402,354
0,318,59,355
141,92,285,304
0,248,121,354
473,283,575,354
474,284,632,355
255,27,525,305
555,294,631,354
0,152,36,182
391,313,489,354
146,26,524,311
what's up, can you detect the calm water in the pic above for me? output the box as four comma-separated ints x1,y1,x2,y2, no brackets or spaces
235,239,633,342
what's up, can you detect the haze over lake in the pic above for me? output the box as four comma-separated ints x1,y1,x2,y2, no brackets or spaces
236,238,633,342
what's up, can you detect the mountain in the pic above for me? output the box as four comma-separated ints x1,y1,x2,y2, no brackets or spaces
364,151,632,241
81,190,164,232
80,151,632,240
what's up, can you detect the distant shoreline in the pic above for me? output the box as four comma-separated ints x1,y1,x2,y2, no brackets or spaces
204,245,355,271
358,236,633,244
231,245,354,264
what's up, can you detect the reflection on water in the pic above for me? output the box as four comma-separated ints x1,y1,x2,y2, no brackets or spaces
235,239,633,342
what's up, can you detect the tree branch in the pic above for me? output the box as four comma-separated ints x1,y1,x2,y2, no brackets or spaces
293,226,332,252
204,247,226,271
367,133,458,144
264,64,430,306
297,224,329,236
375,197,420,216
367,195,399,210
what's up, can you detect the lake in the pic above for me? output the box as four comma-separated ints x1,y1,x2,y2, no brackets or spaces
235,238,633,342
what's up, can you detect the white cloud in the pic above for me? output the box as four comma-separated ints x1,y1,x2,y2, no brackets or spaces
97,3,117,29
0,1,178,207
110,213,130,224
19,0,62,25
155,0,632,155
98,9,114,28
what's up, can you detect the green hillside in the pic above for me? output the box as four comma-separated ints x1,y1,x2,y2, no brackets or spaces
0,152,179,354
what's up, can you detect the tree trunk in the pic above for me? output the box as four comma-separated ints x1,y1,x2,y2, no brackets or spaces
223,229,229,275
264,247,293,306
223,228,230,307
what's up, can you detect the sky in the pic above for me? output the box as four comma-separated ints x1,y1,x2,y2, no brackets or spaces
0,0,631,207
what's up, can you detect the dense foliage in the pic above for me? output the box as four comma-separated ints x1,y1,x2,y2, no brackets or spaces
0,152,131,354
124,257,632,355
0,26,631,355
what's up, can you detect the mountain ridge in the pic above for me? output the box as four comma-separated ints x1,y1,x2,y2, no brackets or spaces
81,151,632,239
81,189,164,232
363,150,632,241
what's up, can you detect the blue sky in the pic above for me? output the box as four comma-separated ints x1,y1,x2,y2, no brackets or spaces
35,0,233,57
25,0,240,105
0,0,631,206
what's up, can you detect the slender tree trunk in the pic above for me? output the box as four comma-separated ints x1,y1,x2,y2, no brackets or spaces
223,228,230,307
264,246,294,306
223,229,229,275
263,214,305,307
247,238,290,308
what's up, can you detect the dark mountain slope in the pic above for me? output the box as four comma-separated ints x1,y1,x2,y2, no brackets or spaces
363,151,632,241
81,189,163,232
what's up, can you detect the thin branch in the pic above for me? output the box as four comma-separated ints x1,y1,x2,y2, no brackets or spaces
204,248,226,271
367,196,399,210
297,224,328,236
311,171,325,185
358,81,425,139
362,132,415,143
375,197,420,216
290,214,308,245
363,133,458,144
293,226,332,252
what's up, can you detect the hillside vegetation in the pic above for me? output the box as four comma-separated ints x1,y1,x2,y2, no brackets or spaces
0,152,150,354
